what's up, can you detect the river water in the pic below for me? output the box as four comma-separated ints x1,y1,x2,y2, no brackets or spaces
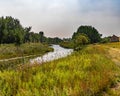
30,45,73,64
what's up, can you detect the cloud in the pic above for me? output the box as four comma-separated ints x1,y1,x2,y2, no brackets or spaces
0,0,120,38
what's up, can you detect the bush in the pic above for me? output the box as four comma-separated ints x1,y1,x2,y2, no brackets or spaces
73,33,89,51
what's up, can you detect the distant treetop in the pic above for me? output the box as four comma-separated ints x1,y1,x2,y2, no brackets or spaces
72,25,102,43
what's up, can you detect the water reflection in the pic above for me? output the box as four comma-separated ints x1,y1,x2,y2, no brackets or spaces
30,45,73,64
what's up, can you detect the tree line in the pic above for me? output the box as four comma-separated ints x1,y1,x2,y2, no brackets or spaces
72,26,102,43
60,25,102,50
1,16,108,50
0,16,62,45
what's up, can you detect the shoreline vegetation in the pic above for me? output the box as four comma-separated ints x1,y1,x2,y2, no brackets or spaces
0,43,53,70
0,43,53,60
0,43,120,95
0,16,120,95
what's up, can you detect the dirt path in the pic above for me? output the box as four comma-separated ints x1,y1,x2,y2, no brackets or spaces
107,47,120,95
108,48,120,66
0,54,41,62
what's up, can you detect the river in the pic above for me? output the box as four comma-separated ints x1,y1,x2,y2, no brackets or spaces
30,45,73,64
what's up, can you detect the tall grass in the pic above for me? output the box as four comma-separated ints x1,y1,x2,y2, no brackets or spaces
0,43,53,71
0,54,42,71
60,41,74,49
103,42,120,49
0,45,119,96
0,43,53,59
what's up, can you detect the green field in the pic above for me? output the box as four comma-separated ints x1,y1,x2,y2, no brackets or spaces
0,44,119,96
103,42,120,49
0,43,53,59
0,43,53,70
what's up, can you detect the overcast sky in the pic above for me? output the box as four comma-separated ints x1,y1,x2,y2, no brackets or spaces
0,0,120,38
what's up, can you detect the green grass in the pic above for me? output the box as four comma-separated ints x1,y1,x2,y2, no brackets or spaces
0,45,119,96
0,43,53,59
0,43,53,71
103,42,120,49
60,41,74,49
99,42,120,95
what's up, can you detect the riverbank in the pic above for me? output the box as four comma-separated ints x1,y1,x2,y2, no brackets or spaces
99,42,120,95
0,44,119,96
0,43,53,70
0,43,53,60
59,41,74,49
30,45,73,64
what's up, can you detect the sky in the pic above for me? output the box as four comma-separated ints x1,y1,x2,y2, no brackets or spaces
0,0,120,38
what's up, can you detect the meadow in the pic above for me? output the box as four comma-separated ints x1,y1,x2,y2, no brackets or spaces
0,43,53,59
102,42,120,95
103,42,120,49
60,41,74,49
0,43,53,71
0,44,119,96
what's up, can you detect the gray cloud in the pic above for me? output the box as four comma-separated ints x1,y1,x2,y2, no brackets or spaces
0,0,120,38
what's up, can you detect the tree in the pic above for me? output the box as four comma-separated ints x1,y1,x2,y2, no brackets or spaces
45,37,62,44
0,16,64,45
39,31,44,43
24,27,32,43
73,33,89,51
15,33,22,46
73,26,102,43
100,37,110,43
0,16,25,44
0,17,4,44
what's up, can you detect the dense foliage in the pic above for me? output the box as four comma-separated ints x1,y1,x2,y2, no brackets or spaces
61,25,102,49
72,26,102,43
60,38,74,48
0,16,44,44
0,16,25,44
45,37,62,44
0,16,62,45
60,41,74,49
100,37,110,43
73,33,89,50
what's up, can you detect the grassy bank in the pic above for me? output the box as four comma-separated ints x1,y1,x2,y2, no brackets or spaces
100,42,120,95
103,42,120,49
0,43,53,70
0,45,119,96
0,43,53,59
60,41,74,49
